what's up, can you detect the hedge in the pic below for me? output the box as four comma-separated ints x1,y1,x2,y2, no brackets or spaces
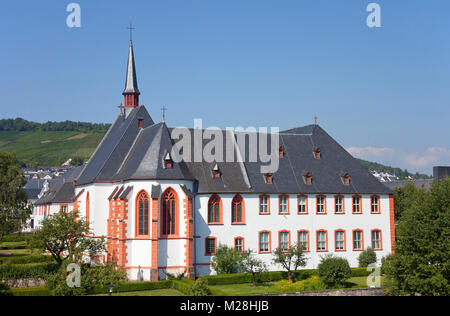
202,269,318,286
0,242,28,250
0,255,53,265
0,235,32,243
0,262,60,280
350,267,372,278
171,279,195,296
202,268,371,286
92,280,173,295
10,287,51,296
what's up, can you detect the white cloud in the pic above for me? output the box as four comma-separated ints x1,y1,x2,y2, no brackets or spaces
346,146,450,174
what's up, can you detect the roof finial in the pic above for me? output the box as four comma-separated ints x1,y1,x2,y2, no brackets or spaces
314,115,318,125
161,106,168,123
127,19,136,42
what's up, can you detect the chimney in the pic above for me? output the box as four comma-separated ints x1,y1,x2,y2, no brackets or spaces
433,166,450,183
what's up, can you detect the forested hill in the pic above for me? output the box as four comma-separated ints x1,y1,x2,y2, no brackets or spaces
0,118,110,132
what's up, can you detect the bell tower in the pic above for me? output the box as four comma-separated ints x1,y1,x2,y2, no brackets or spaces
123,22,140,109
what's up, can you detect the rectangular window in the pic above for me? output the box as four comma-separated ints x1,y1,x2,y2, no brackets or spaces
279,195,288,214
372,230,381,250
259,195,269,214
335,196,344,214
205,238,216,256
279,232,290,251
371,196,380,213
335,231,345,251
298,231,309,251
317,231,327,251
353,196,361,213
259,232,270,253
298,196,307,214
317,196,326,214
353,230,363,250
235,238,244,252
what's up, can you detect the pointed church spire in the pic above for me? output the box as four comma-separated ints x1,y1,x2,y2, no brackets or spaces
123,21,140,108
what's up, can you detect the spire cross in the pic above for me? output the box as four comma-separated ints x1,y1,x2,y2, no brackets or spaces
127,21,136,42
161,106,168,123
118,103,125,115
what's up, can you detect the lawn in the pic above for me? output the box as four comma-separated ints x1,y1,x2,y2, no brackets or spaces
93,289,185,296
209,276,385,296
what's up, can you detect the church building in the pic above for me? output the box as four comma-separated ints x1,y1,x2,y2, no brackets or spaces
34,36,395,281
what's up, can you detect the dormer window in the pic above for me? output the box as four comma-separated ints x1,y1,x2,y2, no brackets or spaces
212,164,221,179
279,146,285,158
314,148,321,159
138,118,144,129
164,153,173,169
265,173,273,184
304,172,312,185
342,173,351,185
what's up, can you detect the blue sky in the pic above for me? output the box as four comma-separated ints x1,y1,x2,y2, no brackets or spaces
0,0,449,174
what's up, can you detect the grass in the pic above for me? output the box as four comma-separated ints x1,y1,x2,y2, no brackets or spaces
92,289,185,296
209,276,386,296
0,248,33,256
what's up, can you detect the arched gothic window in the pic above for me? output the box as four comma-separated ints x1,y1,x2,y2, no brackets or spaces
161,188,178,236
231,194,245,224
208,194,222,224
136,191,149,236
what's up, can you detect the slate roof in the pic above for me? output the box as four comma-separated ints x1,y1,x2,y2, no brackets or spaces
76,106,154,185
73,106,392,195
34,166,84,205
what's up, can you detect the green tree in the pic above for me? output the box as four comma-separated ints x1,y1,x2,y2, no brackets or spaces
358,248,377,267
272,243,307,282
393,181,425,222
318,255,351,288
385,178,450,296
46,261,127,296
240,249,267,287
70,157,85,167
0,152,31,243
30,210,105,266
211,244,244,275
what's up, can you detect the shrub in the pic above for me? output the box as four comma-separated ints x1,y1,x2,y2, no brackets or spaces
274,276,327,293
358,248,377,267
0,282,12,296
166,271,185,280
211,245,244,275
46,262,127,296
190,278,210,296
381,254,394,275
318,256,352,288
